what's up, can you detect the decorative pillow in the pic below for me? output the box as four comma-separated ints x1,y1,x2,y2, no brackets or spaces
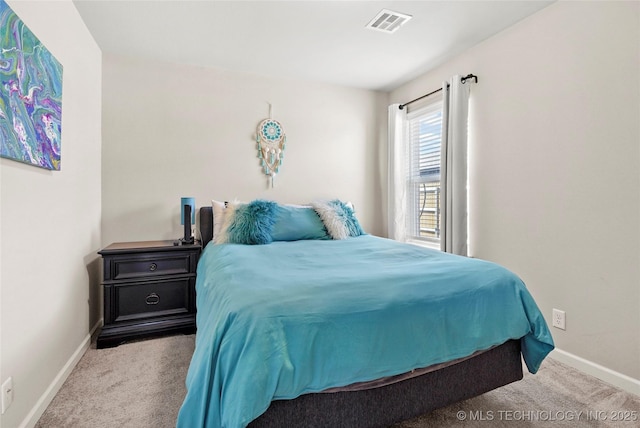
218,200,278,245
311,199,365,240
271,205,330,241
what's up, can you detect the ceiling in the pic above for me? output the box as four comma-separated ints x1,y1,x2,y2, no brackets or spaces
73,0,554,92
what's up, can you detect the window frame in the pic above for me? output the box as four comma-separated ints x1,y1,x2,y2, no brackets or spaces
405,96,444,247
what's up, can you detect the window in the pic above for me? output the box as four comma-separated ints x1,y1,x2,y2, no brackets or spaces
406,97,443,244
389,76,471,254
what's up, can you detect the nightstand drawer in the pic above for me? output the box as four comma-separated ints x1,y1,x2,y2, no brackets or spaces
113,277,194,322
107,252,194,280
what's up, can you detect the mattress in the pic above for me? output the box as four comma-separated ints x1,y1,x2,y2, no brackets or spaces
321,345,495,393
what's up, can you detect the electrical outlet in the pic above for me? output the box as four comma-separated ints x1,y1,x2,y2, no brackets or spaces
2,377,13,414
552,308,566,330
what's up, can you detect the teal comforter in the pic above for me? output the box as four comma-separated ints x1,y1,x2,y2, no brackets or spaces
177,235,554,428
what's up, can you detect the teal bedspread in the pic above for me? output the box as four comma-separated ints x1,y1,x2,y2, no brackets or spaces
177,235,554,428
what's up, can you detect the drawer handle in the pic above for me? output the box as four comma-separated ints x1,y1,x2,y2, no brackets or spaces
145,293,160,305
149,263,157,272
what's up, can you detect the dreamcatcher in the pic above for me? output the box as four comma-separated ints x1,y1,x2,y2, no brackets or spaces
256,105,286,187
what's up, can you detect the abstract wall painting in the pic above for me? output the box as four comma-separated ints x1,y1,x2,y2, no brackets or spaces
0,0,63,170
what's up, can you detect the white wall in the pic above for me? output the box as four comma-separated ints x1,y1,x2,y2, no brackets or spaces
0,1,102,427
101,54,387,245
390,1,640,385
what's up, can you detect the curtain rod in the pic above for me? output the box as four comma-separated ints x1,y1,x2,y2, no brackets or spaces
398,74,478,110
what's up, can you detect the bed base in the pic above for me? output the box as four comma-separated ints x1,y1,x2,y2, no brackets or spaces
250,339,522,427
198,207,524,427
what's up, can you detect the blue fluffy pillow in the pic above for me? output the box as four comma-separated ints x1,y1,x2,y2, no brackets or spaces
225,200,278,245
311,199,365,239
271,205,330,241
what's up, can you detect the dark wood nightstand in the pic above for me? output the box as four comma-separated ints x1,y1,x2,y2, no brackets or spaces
96,240,201,348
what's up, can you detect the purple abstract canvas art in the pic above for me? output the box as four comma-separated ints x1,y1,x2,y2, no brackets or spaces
0,0,63,170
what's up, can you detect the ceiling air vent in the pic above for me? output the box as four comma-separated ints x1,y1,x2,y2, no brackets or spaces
366,9,412,34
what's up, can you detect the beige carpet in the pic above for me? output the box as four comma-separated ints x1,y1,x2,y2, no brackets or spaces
36,334,639,428
36,335,194,428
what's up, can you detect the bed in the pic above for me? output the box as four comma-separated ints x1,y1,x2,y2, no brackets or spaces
177,203,554,428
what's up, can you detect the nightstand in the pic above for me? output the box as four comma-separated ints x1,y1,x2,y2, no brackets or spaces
96,240,201,348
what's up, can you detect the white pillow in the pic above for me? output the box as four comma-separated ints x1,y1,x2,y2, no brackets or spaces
212,200,226,240
213,200,242,244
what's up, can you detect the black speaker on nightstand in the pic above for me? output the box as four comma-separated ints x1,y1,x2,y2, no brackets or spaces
180,197,195,245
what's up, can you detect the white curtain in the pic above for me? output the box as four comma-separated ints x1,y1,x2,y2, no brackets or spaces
440,76,471,255
387,104,407,241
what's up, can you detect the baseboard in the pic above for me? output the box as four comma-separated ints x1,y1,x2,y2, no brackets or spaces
549,348,640,396
18,320,102,428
